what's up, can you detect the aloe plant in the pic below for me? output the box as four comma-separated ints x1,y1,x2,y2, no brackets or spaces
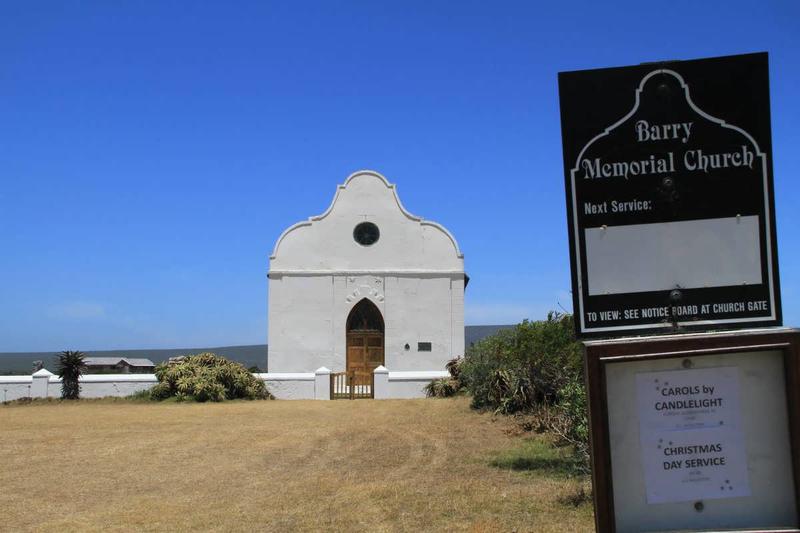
56,350,87,400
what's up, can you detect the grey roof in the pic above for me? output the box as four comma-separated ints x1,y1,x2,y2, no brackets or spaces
84,357,154,367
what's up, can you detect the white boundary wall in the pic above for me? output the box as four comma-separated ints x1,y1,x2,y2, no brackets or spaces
0,370,159,402
257,372,316,399
0,376,34,403
0,367,447,401
387,370,449,399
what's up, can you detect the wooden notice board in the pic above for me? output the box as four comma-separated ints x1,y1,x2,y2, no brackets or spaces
584,328,800,532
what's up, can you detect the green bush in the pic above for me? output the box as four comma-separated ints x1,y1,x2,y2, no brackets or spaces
556,379,590,460
153,353,273,402
148,382,173,401
461,312,582,412
460,312,588,461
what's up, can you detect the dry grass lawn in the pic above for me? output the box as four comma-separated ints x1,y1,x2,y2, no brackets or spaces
0,397,594,532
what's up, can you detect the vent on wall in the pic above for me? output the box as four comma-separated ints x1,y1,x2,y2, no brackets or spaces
417,342,432,352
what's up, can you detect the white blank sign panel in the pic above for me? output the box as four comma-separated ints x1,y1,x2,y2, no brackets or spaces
605,350,797,532
585,216,761,296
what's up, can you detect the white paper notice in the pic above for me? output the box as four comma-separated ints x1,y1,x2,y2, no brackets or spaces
635,366,750,504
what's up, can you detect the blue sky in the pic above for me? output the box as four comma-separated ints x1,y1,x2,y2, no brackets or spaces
1,1,798,351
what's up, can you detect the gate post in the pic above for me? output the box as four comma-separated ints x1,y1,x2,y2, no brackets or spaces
349,372,354,400
31,368,54,399
314,367,331,400
373,366,389,399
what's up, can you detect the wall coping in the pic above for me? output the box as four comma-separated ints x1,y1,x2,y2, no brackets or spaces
47,374,158,383
0,376,33,384
388,371,449,381
2,374,159,384
257,373,315,381
253,371,448,381
3,371,446,390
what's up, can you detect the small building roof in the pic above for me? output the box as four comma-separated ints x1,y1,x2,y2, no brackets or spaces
84,357,154,367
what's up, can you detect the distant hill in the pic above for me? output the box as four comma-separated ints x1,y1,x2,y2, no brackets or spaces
0,325,514,374
465,325,515,347
0,345,268,375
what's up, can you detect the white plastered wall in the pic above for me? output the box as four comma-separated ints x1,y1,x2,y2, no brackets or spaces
268,170,465,373
0,369,446,401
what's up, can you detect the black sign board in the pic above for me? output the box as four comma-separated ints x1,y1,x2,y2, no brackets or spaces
559,52,781,337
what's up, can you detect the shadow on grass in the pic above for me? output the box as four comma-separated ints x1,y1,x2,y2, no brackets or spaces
492,454,579,473
489,437,585,477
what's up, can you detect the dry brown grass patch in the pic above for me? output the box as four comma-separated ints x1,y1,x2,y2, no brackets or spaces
0,397,593,532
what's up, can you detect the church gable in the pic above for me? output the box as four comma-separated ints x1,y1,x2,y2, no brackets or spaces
269,170,463,273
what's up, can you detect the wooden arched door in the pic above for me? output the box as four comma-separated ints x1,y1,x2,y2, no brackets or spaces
346,299,385,374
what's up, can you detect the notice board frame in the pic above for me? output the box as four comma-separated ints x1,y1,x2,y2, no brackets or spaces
584,328,800,532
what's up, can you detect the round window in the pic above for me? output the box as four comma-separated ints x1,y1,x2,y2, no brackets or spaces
353,222,380,246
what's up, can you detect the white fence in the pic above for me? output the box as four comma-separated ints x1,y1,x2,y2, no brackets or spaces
0,366,448,401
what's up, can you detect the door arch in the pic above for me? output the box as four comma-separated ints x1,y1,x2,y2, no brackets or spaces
346,299,385,373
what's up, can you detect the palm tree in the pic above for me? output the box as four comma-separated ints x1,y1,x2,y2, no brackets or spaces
56,350,87,400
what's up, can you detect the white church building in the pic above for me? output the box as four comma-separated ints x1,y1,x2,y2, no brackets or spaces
266,170,465,398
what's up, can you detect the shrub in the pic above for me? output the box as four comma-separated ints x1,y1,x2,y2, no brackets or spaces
424,378,460,398
148,382,173,401
461,312,582,412
555,379,590,462
425,356,465,398
445,356,463,381
153,353,273,402
56,350,87,400
460,313,588,463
